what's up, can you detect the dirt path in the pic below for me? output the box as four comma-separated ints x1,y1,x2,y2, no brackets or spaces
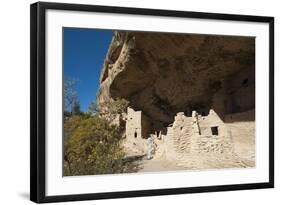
138,157,185,173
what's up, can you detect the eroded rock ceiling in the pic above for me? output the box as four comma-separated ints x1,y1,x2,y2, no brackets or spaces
97,31,255,125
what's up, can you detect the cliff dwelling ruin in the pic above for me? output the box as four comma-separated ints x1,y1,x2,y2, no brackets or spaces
97,31,255,170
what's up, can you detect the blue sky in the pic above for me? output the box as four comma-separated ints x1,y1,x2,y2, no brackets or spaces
63,28,113,112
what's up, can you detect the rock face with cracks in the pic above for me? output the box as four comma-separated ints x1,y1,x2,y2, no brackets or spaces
98,31,255,129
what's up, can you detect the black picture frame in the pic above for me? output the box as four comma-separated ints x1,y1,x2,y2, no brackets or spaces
30,1,274,203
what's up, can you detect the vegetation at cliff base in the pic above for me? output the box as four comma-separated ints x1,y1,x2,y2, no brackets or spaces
63,77,131,176
63,114,127,176
88,98,129,120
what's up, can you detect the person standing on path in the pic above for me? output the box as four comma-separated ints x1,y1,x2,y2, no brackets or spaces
147,134,153,160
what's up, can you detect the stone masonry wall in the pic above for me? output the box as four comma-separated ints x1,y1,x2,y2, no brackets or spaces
123,107,150,156
126,107,142,139
155,110,242,169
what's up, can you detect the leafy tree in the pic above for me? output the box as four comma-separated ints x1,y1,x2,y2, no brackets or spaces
107,98,130,115
98,98,129,120
63,115,127,176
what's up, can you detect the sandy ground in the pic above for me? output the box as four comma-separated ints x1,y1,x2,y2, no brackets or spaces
138,157,185,173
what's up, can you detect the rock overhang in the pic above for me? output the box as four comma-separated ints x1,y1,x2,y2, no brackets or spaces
97,31,255,125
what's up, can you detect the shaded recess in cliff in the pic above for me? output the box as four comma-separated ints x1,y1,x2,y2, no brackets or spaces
97,31,255,128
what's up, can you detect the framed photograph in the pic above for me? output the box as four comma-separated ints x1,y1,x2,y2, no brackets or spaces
30,2,274,203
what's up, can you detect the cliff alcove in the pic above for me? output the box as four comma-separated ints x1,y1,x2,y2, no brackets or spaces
97,31,255,129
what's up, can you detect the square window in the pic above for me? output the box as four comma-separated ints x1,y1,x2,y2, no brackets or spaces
211,126,218,135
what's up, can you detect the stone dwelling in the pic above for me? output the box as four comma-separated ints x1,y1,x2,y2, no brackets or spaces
123,107,251,169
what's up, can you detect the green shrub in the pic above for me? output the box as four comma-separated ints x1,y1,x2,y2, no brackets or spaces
95,98,129,120
63,115,126,176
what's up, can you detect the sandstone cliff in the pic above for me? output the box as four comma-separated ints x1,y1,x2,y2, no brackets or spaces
97,31,255,127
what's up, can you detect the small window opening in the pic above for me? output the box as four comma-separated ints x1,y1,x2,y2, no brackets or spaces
211,126,219,135
134,130,137,138
242,78,249,87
